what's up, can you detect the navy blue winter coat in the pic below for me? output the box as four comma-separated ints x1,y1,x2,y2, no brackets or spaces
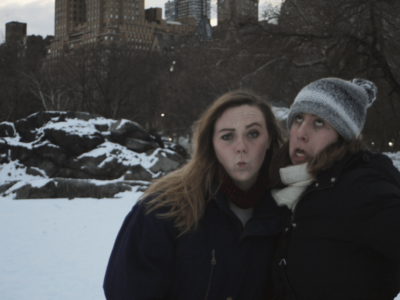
104,189,285,300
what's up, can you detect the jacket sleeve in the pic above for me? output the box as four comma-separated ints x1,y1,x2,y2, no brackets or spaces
103,199,177,300
352,170,400,264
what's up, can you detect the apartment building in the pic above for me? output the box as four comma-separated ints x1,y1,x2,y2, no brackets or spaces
165,0,177,21
49,0,195,57
5,22,27,44
218,0,258,25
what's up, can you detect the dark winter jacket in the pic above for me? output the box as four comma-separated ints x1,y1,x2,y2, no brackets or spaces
273,151,400,300
104,189,285,300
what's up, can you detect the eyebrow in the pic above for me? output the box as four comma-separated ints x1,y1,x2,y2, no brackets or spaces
217,122,262,133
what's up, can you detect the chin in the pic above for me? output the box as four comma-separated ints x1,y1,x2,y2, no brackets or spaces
232,173,252,183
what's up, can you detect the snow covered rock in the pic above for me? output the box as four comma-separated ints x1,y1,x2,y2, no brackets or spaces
14,118,37,142
32,142,69,166
147,148,186,174
0,181,18,194
13,179,57,199
0,122,16,138
43,121,105,156
122,165,153,181
24,155,60,177
9,143,33,162
109,120,152,144
125,138,158,153
163,141,189,159
0,111,187,199
7,178,142,200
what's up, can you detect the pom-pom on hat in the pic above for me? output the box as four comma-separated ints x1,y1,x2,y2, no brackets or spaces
287,78,377,141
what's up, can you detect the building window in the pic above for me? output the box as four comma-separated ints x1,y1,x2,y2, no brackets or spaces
111,36,113,40
116,15,118,19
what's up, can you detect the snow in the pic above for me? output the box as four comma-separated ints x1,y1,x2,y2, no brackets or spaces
0,161,45,182
115,119,139,130
45,119,100,136
384,152,400,171
0,190,142,300
76,141,175,179
272,106,289,121
0,150,399,299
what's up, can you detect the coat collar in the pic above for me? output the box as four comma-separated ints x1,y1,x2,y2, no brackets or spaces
213,188,285,237
304,150,378,193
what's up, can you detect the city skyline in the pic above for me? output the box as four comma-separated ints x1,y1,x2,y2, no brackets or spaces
0,0,282,42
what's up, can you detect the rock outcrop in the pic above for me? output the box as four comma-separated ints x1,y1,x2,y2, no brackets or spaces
0,111,188,199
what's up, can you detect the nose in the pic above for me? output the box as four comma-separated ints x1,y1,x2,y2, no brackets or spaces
235,137,247,153
297,122,309,142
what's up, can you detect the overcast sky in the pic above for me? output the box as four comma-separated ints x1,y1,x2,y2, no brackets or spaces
0,0,281,42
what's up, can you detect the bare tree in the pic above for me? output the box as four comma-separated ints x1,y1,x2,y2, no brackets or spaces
59,46,96,112
22,61,70,112
0,42,42,121
231,0,400,150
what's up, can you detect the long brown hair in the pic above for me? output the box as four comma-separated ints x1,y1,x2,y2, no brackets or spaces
269,137,367,189
143,90,284,235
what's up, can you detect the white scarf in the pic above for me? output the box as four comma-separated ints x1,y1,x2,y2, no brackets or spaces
271,163,314,211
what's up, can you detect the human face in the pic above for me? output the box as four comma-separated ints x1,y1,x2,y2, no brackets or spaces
289,113,339,165
213,105,270,192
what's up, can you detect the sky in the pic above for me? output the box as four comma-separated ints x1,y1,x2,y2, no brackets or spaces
0,0,282,42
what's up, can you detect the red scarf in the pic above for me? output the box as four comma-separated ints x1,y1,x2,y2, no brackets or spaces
219,166,269,209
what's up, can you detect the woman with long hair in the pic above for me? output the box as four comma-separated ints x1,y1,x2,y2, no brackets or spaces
104,90,286,300
270,78,400,299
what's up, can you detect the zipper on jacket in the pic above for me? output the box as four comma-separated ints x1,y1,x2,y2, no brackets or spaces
204,249,217,300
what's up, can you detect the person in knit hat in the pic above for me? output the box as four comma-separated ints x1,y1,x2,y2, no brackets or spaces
270,78,400,300
104,90,287,300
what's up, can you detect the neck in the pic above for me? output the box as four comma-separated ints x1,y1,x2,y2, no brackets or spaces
219,166,269,209
232,176,257,192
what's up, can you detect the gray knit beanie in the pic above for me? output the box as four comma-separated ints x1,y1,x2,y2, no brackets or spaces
287,78,377,141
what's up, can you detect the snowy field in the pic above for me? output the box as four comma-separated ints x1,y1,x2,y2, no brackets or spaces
1,152,400,300
0,190,142,300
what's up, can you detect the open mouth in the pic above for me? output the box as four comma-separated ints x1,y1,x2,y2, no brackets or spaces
291,148,309,165
295,148,305,157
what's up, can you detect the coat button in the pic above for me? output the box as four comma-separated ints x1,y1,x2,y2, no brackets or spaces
363,153,370,162
292,223,297,227
331,178,336,182
315,183,319,187
285,227,289,232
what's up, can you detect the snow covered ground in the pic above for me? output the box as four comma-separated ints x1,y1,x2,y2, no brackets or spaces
1,152,400,300
0,190,142,300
